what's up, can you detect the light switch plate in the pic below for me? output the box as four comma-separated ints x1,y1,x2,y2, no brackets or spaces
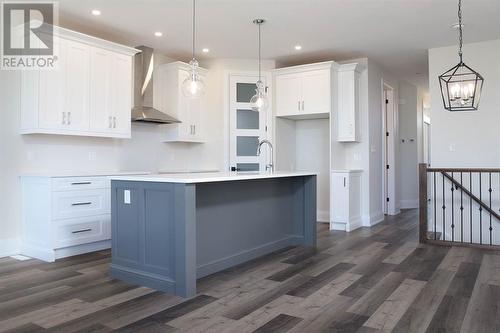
124,190,131,204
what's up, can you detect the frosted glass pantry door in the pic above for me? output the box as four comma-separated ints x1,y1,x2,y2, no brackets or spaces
228,74,271,172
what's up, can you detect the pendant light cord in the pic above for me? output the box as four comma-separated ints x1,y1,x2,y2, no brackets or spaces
192,0,196,60
258,22,261,81
458,0,463,63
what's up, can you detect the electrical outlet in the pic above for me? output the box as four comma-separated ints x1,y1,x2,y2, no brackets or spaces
88,152,96,161
124,190,131,204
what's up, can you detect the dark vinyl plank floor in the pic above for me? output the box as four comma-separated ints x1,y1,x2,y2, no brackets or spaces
1,209,500,332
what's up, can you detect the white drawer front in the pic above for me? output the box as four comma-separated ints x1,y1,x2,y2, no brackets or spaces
54,215,110,248
52,189,110,220
52,177,110,191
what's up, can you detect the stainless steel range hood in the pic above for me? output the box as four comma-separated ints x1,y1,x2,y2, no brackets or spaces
131,46,180,124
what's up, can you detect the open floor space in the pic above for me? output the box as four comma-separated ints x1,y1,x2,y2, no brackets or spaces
2,209,500,333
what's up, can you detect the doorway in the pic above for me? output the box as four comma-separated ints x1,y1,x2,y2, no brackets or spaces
225,72,272,172
382,83,397,215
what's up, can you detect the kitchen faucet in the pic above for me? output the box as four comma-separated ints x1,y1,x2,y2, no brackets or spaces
257,139,274,172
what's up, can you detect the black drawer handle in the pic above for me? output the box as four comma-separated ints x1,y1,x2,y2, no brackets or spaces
72,228,92,234
71,182,92,185
71,202,92,206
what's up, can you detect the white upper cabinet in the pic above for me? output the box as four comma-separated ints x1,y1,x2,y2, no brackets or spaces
274,62,336,120
20,27,138,138
154,61,207,143
337,63,363,142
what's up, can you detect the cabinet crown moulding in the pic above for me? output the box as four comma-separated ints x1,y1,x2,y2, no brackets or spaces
273,60,339,75
338,63,364,73
50,25,140,56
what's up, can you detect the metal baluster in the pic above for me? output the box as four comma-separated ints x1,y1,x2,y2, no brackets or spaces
434,172,437,240
479,173,483,245
460,172,464,243
451,172,455,242
442,173,446,242
470,172,473,244
489,172,493,245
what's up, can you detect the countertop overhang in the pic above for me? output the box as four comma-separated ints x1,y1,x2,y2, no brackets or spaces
109,171,316,184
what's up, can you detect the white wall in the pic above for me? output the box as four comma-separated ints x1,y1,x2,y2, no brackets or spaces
398,81,419,209
295,119,331,221
0,52,275,256
366,59,399,222
429,39,500,167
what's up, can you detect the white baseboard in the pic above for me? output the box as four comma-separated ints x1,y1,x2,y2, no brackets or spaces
400,199,419,209
346,216,363,232
21,240,111,262
330,222,346,231
317,210,330,223
0,238,20,258
362,211,385,227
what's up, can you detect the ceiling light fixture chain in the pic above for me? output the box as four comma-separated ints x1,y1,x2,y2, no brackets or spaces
458,0,463,63
192,0,196,60
250,18,268,112
181,0,206,98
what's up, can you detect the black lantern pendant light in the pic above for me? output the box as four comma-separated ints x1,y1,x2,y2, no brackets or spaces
439,0,484,111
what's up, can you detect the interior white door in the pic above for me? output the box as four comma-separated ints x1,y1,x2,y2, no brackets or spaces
110,53,132,134
229,74,271,172
89,47,113,132
64,39,90,131
302,70,330,114
275,74,301,116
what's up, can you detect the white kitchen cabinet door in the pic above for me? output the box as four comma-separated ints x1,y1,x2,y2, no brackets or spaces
302,70,331,115
155,62,207,143
110,53,132,135
38,39,65,130
330,170,362,232
89,48,113,132
64,39,90,131
337,63,362,142
331,173,349,223
275,74,302,117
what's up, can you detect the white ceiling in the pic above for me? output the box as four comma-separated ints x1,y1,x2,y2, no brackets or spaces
59,0,500,89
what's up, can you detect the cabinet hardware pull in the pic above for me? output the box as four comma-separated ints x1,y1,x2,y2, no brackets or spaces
72,228,92,234
71,182,91,185
298,101,300,111
301,101,304,111
193,125,195,135
71,202,92,206
68,112,71,125
343,177,346,187
109,116,112,128
113,117,116,128
62,112,66,125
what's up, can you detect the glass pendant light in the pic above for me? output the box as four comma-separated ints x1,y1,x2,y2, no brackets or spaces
250,19,269,112
182,0,206,98
438,0,483,111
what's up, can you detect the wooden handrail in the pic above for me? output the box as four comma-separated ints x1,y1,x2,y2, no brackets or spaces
428,168,500,173
441,172,500,221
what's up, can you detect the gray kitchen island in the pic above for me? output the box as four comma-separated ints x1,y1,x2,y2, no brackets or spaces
109,172,317,297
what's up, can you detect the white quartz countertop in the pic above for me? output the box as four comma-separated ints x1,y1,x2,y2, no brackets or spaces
110,171,317,184
20,171,150,178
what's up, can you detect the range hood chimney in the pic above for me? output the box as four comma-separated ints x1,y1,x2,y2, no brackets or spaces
131,46,181,124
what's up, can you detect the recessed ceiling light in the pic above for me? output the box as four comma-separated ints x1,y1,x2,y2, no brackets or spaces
294,45,302,51
154,31,163,37
202,48,210,53
91,9,101,16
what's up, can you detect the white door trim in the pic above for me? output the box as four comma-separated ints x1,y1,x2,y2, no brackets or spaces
223,70,273,172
